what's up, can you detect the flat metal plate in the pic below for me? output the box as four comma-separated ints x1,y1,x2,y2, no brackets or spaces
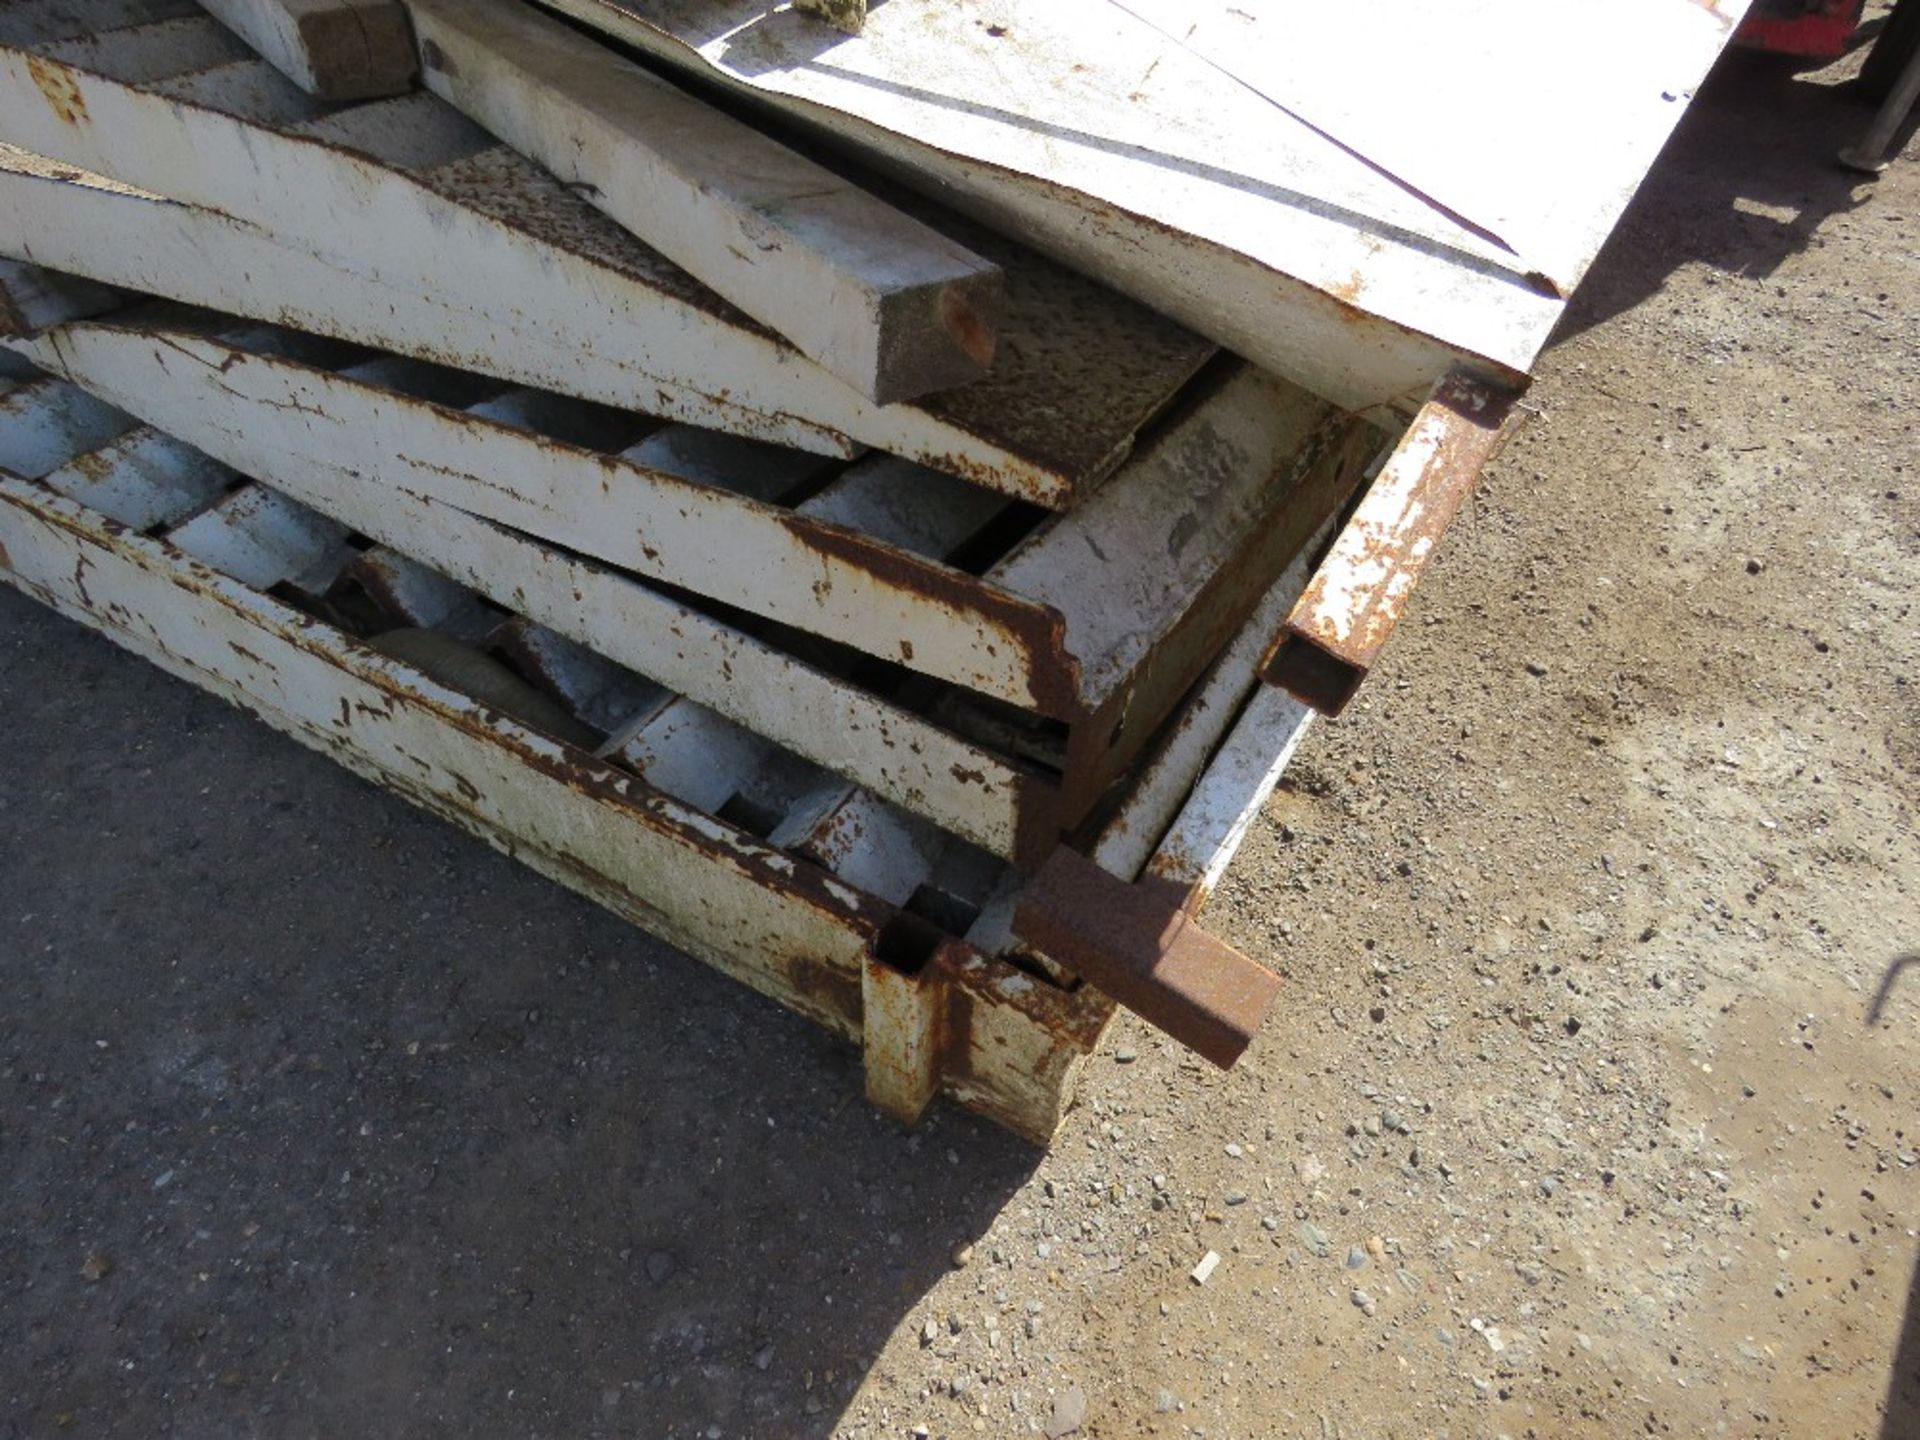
540,0,1749,412
1119,0,1746,296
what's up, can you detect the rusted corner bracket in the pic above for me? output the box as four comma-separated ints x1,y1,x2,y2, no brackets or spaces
1262,372,1520,715
1010,844,1281,1069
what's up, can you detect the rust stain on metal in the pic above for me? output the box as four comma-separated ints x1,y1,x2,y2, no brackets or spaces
1011,845,1280,1068
1264,372,1518,715
939,283,997,369
26,55,89,126
226,640,272,671
777,512,1080,717
776,951,865,1030
895,443,1074,509
934,938,1111,1088
939,981,978,1083
61,446,119,482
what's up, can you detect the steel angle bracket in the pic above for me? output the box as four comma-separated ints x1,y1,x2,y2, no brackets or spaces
1262,373,1519,715
1010,845,1279,1069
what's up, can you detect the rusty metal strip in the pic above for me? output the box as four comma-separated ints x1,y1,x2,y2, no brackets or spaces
1011,845,1278,1069
1262,372,1517,715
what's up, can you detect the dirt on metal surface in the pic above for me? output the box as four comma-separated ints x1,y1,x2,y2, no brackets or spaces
0,37,1917,1440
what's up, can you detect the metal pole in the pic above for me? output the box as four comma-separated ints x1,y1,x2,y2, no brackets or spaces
1840,38,1920,173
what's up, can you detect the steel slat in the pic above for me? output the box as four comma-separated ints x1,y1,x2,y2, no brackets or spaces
0,375,135,478
39,424,233,530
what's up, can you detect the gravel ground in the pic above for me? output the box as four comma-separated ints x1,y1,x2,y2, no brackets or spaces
2,32,1917,1440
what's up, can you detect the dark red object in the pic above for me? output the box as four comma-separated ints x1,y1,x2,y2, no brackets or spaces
1735,0,1866,59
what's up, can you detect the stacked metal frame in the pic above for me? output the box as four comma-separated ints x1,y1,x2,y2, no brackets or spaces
0,0,1744,1134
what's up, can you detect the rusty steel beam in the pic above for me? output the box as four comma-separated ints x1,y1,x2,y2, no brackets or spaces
8,307,1380,862
1262,373,1517,715
0,358,1344,1134
1011,845,1280,1069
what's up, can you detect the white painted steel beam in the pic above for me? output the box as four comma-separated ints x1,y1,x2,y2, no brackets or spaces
7,312,1375,759
0,312,1055,708
405,0,1000,404
0,145,845,454
0,9,1212,504
0,318,1060,857
200,444,1048,859
5,303,1379,852
0,379,1330,1134
0,474,900,1079
199,0,414,99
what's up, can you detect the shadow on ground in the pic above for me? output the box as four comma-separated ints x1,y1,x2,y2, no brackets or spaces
1872,954,1920,1439
1551,45,1909,349
0,587,1037,1439
1884,1243,1920,1439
